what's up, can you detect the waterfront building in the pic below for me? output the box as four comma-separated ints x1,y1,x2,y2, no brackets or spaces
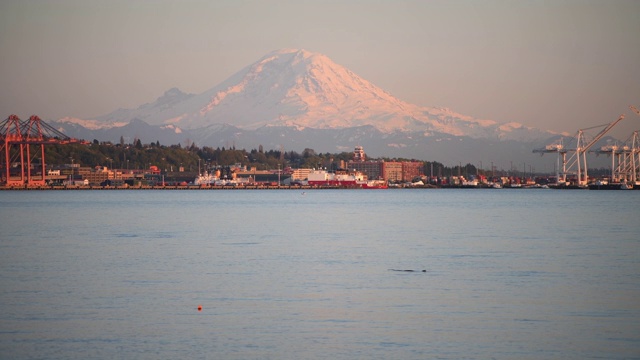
235,168,291,184
348,161,382,180
348,146,379,180
346,146,424,182
292,168,312,181
382,161,403,182
81,166,127,186
353,146,366,162
402,161,424,182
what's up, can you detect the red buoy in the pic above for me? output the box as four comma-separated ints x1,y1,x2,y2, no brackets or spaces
197,305,202,311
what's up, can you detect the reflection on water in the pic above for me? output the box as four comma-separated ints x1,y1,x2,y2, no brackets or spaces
1,189,639,359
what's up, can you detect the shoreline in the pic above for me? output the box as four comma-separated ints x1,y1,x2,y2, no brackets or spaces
1,184,634,190
0,184,390,191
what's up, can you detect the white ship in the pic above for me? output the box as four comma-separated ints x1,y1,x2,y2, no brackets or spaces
307,169,387,188
194,172,219,185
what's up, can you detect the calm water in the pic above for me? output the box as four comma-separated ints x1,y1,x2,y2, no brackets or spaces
1,189,639,359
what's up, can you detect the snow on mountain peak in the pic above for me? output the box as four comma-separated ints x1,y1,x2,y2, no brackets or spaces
82,48,555,141
198,48,418,131
57,116,127,130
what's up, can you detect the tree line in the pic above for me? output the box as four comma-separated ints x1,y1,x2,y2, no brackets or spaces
45,140,360,173
43,139,613,178
43,139,458,174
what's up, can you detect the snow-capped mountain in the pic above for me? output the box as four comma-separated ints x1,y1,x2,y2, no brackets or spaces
50,48,588,167
57,49,558,142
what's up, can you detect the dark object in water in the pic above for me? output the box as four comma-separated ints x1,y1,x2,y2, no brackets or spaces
389,269,426,272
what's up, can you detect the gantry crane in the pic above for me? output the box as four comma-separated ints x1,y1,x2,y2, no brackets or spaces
593,143,621,182
615,131,639,184
591,106,640,185
621,106,640,184
573,114,625,185
533,139,567,184
534,113,625,186
1,115,86,186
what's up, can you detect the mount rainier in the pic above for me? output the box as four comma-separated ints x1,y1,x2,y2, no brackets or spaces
53,49,570,167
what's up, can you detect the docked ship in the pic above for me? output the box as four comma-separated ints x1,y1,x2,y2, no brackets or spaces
306,169,387,189
193,171,219,185
588,179,640,190
361,179,389,189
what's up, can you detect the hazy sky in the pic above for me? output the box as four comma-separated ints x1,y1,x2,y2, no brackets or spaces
1,0,639,139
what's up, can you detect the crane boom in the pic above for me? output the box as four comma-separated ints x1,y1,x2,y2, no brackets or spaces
581,115,625,153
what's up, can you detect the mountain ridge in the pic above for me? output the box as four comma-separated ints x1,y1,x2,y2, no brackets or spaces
49,48,600,168
57,48,563,142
